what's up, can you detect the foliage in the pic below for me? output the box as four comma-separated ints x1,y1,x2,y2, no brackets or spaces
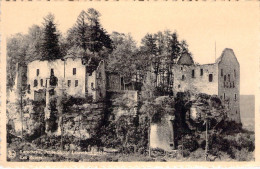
173,91,192,140
140,96,175,124
7,8,254,162
7,34,28,89
180,135,199,152
107,32,138,79
6,18,64,89
41,14,62,60
141,74,158,100
199,129,255,160
67,9,113,63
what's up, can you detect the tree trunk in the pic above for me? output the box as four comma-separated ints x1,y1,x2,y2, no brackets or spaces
205,117,208,161
20,94,23,141
61,115,63,150
148,118,151,157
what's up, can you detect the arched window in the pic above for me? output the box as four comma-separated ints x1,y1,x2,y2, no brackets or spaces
224,75,226,81
182,75,185,80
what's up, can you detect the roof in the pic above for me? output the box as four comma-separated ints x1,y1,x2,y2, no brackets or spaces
177,52,195,65
192,48,238,66
215,48,239,65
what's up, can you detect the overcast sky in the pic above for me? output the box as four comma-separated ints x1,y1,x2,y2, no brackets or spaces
2,1,259,95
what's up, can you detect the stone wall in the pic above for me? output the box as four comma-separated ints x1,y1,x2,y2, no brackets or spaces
172,64,218,95
172,48,241,123
62,103,105,139
27,59,64,100
64,58,86,98
107,90,138,120
150,114,174,151
26,58,105,101
89,60,106,101
217,49,240,123
97,61,106,100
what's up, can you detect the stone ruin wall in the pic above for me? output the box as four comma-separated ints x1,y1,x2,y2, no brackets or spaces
172,64,218,95
218,49,240,123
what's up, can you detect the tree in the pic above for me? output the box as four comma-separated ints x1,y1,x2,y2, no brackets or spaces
141,33,158,57
107,32,138,82
26,25,44,62
67,10,90,59
41,13,61,60
139,30,192,95
87,8,113,55
67,9,113,63
7,34,28,89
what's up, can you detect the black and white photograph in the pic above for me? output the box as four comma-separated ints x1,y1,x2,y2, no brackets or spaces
1,1,258,164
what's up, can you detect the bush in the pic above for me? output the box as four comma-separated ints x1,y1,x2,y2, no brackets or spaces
235,133,255,152
189,148,205,160
180,136,199,152
234,148,252,161
182,150,190,157
198,131,254,161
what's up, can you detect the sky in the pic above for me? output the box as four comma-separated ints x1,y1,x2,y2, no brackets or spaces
1,1,259,95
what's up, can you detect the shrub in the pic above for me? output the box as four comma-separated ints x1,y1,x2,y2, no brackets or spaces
235,133,255,152
182,150,190,157
189,148,205,160
234,148,252,161
180,135,199,152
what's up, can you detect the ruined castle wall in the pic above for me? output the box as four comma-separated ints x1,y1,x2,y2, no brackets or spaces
27,58,90,100
95,61,106,101
172,64,218,95
64,58,86,98
218,49,240,123
150,114,174,151
87,70,97,100
86,61,106,101
27,59,65,100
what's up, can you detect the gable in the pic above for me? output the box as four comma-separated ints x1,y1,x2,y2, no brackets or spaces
177,53,194,65
217,48,239,67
